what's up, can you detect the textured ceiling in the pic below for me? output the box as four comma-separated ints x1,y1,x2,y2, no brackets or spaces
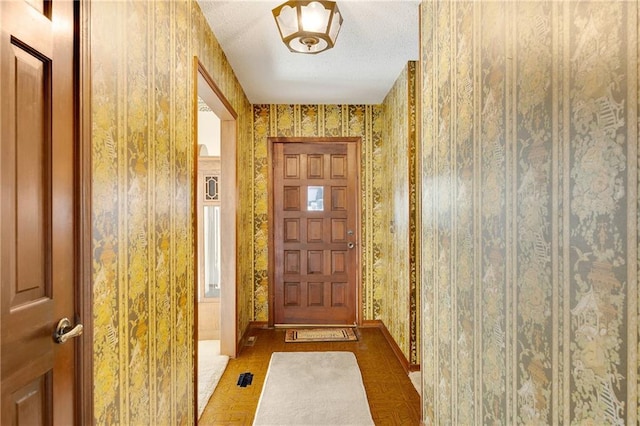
197,0,420,105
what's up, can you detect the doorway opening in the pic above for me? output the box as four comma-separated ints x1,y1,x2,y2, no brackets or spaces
194,59,237,419
268,137,363,327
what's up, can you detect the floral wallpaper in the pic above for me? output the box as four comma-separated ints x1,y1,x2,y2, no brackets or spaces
420,0,639,424
90,1,252,423
381,62,420,366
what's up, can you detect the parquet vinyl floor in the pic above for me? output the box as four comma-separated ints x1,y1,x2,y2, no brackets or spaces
198,327,421,425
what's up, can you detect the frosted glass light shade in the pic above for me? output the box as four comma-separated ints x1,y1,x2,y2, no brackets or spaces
272,0,343,54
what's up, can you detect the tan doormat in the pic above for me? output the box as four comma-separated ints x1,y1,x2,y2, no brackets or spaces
284,327,358,343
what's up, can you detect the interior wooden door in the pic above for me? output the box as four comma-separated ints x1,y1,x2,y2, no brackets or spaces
273,140,360,325
1,0,78,424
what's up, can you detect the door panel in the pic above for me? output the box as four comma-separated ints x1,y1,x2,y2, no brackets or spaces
1,0,76,424
10,374,51,425
12,37,50,307
273,141,359,325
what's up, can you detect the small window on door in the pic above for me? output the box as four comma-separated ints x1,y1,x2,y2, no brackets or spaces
205,175,219,201
200,169,221,301
307,186,324,211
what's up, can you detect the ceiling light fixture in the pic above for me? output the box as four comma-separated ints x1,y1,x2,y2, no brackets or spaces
272,0,343,54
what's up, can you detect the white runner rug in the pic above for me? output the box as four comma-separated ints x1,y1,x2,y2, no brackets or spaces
409,371,421,396
253,351,374,425
197,340,229,419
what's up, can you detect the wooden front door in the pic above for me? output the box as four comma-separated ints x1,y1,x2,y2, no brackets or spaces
1,0,78,424
272,139,360,325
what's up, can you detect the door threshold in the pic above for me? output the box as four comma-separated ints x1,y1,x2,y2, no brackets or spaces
274,323,357,328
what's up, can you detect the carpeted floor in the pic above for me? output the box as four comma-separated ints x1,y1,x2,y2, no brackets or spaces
409,371,421,396
198,340,229,419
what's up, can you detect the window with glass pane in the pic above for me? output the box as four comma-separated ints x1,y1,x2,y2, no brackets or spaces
203,205,221,298
205,175,219,201
307,186,324,211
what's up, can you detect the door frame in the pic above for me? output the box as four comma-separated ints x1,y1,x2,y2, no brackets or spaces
192,57,238,417
267,137,363,327
193,59,237,355
77,0,93,423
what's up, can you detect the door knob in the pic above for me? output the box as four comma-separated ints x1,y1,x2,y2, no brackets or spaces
347,242,355,249
54,317,83,344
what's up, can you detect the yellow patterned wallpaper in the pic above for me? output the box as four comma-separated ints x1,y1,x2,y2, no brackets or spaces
420,0,638,423
381,62,420,366
252,105,386,322
191,1,254,357
91,1,252,423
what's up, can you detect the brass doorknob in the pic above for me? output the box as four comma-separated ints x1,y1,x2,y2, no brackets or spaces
54,317,83,344
347,242,355,249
